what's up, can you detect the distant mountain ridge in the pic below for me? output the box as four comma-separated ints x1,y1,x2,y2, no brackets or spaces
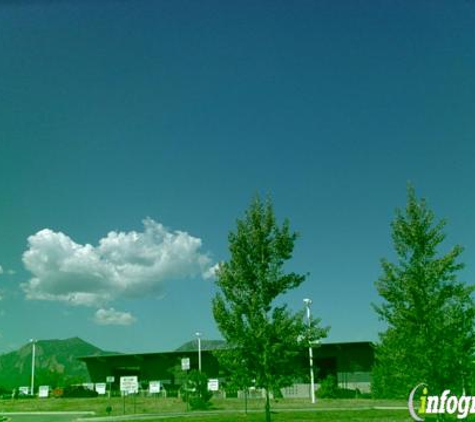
175,339,227,352
0,337,116,390
0,337,227,391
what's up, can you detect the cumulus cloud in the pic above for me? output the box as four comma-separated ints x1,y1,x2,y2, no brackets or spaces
94,308,137,326
203,262,220,280
22,218,213,307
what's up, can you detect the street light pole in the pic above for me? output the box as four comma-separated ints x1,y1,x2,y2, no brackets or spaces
195,332,202,372
303,299,316,404
30,339,36,396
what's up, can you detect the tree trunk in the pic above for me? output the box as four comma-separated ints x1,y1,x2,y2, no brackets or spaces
265,389,271,422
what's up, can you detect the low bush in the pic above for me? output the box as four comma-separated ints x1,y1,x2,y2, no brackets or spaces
61,385,98,398
180,370,213,410
316,375,361,399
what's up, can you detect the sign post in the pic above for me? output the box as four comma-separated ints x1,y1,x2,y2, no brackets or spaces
95,383,107,395
120,376,138,415
181,358,190,411
120,376,139,395
38,386,49,398
149,381,161,395
207,379,219,392
106,376,115,399
181,358,190,371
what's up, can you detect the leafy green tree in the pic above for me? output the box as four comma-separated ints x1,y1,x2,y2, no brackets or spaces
213,197,328,422
373,186,475,398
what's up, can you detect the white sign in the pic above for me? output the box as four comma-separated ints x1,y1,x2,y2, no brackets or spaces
207,379,219,392
120,376,139,394
95,383,107,395
38,385,49,398
106,376,115,383
83,383,95,391
181,357,190,371
19,386,29,395
149,381,161,394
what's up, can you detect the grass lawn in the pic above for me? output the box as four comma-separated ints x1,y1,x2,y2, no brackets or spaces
6,397,475,422
0,397,407,416
3,397,475,421
0,397,412,420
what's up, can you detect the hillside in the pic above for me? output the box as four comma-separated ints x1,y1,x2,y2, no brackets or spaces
0,337,114,390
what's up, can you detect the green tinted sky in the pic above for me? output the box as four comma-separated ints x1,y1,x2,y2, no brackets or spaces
0,0,474,353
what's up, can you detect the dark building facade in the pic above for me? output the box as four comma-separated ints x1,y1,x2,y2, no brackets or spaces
79,341,373,394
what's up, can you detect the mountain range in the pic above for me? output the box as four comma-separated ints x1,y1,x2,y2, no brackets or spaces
0,337,115,390
0,337,227,391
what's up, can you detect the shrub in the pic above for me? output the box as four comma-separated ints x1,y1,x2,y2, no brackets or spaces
61,385,98,398
317,375,339,398
317,375,363,399
180,370,213,410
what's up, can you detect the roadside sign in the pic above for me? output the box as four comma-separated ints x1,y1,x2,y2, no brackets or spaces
38,386,49,398
19,386,29,395
207,379,219,392
95,383,107,395
120,376,139,394
106,376,115,383
181,357,190,371
149,380,161,394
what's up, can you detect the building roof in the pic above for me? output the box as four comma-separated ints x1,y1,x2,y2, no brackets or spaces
78,340,373,361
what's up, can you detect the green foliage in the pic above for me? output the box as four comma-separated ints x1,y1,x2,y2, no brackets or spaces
373,185,475,398
0,337,107,389
316,375,360,399
213,196,329,421
61,385,99,398
180,370,213,410
317,375,339,398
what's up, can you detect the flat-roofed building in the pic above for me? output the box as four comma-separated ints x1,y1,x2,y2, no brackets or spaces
78,341,374,396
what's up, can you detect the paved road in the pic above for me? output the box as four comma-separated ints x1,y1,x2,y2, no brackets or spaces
2,413,92,422
9,417,75,422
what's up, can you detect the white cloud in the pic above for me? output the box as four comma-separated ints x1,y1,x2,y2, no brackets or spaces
0,267,16,276
203,262,220,280
94,308,137,326
22,218,214,307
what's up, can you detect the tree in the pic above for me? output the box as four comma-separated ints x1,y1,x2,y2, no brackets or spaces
373,186,475,398
213,197,328,422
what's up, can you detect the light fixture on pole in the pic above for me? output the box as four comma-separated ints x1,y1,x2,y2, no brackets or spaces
30,339,36,396
195,332,202,372
303,298,316,404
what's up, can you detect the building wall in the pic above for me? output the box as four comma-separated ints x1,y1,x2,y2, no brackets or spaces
80,342,374,392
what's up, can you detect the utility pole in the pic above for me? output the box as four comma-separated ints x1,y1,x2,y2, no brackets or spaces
195,332,202,372
303,299,316,404
30,339,36,396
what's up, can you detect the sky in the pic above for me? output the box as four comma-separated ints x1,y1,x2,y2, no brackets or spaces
0,0,474,354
